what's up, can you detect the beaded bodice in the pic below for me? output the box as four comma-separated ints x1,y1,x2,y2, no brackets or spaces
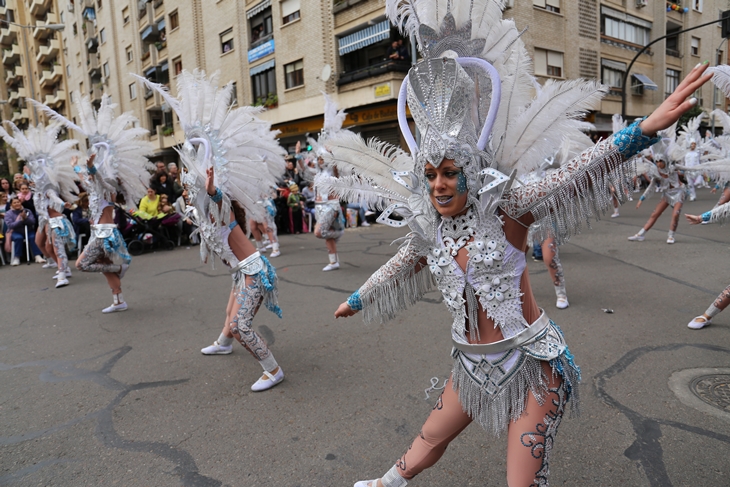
427,206,527,344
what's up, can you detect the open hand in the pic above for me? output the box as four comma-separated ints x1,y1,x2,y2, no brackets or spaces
334,302,358,319
685,214,704,225
639,62,712,136
86,153,96,168
205,167,216,196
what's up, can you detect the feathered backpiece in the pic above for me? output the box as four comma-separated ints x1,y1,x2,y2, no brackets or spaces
28,93,153,205
136,69,286,225
0,121,80,202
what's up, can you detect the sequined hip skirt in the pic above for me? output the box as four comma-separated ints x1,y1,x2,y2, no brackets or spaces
450,313,580,436
662,188,685,207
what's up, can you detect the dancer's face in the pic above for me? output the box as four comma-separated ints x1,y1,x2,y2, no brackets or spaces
424,160,469,218
656,160,666,169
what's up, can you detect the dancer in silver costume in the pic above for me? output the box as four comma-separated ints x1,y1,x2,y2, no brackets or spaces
0,121,80,286
31,93,154,312
250,197,281,257
323,2,710,486
138,69,287,390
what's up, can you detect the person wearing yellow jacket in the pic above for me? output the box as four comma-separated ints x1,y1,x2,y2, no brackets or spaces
135,188,161,220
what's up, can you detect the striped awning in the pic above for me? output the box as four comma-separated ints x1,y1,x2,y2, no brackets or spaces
250,59,275,76
632,73,658,91
246,0,271,19
338,20,391,56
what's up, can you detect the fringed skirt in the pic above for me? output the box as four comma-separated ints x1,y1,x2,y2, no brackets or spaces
450,320,580,436
49,216,77,248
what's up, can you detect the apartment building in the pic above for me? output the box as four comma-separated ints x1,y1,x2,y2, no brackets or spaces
506,0,730,133
1,0,70,174
7,0,730,174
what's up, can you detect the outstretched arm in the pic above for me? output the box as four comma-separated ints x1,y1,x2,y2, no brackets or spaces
687,200,730,225
335,238,432,324
502,63,711,240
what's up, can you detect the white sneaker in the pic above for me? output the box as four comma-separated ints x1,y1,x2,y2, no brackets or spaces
611,209,620,218
201,340,233,355
364,210,376,216
10,257,20,266
52,270,72,279
361,221,371,227
42,261,58,269
354,481,379,487
118,263,129,279
556,296,569,309
688,316,711,330
322,262,340,272
269,249,281,258
102,302,128,313
251,367,284,392
628,234,645,242
34,255,46,264
55,277,69,288
667,236,675,244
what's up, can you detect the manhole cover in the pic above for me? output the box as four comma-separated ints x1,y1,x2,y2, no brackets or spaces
690,374,730,411
668,368,730,423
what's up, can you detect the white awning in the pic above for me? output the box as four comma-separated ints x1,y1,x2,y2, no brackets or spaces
632,73,658,90
601,58,627,71
246,0,271,19
338,20,391,56
250,59,275,76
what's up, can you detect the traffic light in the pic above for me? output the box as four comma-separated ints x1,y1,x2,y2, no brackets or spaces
722,10,730,39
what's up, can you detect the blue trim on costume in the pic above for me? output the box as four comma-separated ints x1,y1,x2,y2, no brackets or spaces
103,228,132,264
701,210,712,222
611,118,659,159
209,187,223,203
347,290,363,311
258,255,282,318
53,218,77,246
87,165,97,175
548,321,581,398
228,220,238,230
266,199,277,218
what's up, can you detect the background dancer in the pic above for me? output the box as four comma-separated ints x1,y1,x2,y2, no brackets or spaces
32,93,153,312
139,69,287,390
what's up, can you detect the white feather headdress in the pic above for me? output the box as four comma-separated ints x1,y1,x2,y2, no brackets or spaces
28,93,154,205
134,70,286,223
0,121,80,202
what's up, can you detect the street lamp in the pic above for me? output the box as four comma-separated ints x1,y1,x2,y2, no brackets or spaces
0,19,65,124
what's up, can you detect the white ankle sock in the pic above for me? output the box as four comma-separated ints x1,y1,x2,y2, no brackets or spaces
113,293,124,305
705,304,722,318
218,334,233,347
637,228,646,236
328,253,338,265
381,466,407,487
667,230,675,239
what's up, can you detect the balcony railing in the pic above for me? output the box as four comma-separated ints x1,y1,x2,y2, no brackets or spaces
11,108,29,123
2,44,21,65
33,11,59,39
336,59,410,86
7,86,26,105
44,89,66,108
40,64,63,88
36,39,60,63
0,23,19,46
29,0,51,17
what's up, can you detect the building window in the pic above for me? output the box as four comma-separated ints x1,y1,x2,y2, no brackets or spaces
231,82,238,106
717,50,724,65
220,28,234,54
173,56,182,75
666,69,680,98
601,59,626,96
249,7,273,47
122,6,129,24
149,112,162,135
252,67,277,107
533,0,560,14
281,0,300,25
534,48,563,78
97,0,102,9
126,45,133,62
129,83,137,100
169,10,178,30
70,91,75,103
691,37,700,56
73,22,77,36
100,27,106,44
602,12,651,46
66,64,71,76
103,61,110,78
693,0,703,12
284,60,304,89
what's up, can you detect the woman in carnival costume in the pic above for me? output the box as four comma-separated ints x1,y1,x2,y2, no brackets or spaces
627,118,696,245
31,93,154,312
322,2,711,486
310,94,347,272
0,121,80,286
138,70,287,391
250,195,281,257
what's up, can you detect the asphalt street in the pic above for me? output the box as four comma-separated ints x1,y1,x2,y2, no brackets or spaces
1,190,729,487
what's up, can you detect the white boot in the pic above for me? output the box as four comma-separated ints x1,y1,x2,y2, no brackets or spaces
269,242,281,258
323,253,340,271
55,271,69,288
102,293,128,313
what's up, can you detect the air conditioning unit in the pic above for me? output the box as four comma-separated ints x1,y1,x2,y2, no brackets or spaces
636,0,647,7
